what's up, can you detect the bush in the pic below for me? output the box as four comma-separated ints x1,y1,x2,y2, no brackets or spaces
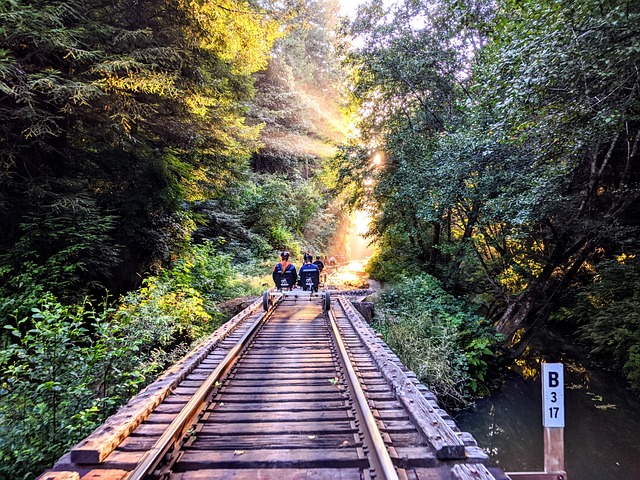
366,233,422,283
0,297,157,479
0,195,121,322
372,273,502,408
0,241,267,479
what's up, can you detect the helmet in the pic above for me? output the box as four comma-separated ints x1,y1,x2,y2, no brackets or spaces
304,253,313,263
281,251,290,260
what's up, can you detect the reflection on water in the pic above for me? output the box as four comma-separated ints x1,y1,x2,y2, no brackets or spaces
454,329,640,480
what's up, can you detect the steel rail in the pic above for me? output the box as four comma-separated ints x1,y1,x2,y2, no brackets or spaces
127,299,278,480
327,308,400,480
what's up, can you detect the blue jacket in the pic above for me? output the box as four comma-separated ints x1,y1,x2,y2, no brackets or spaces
274,261,297,277
298,262,319,288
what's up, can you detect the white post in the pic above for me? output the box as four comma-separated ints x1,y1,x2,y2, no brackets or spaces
542,363,565,474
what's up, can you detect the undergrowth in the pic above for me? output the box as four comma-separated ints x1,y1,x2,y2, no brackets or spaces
0,241,266,479
372,273,502,409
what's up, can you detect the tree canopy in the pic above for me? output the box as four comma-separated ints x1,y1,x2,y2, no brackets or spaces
339,0,640,369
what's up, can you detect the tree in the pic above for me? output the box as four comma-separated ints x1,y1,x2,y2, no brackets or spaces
339,0,640,358
0,0,279,305
471,0,640,353
250,0,344,177
337,0,489,272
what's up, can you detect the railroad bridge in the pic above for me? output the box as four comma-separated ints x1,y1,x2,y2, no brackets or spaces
38,291,514,480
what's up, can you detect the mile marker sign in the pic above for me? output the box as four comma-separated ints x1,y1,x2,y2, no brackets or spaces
542,363,564,428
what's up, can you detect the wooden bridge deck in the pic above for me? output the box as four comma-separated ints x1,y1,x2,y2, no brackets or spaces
38,293,510,480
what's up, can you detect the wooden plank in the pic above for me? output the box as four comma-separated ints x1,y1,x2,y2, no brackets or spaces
374,409,410,421
172,386,202,395
197,420,357,435
544,427,564,473
389,446,438,468
338,297,466,459
152,401,190,413
235,365,336,372
374,431,425,446
175,448,367,469
406,469,446,480
378,419,422,434
370,401,404,410
463,445,490,463
79,470,130,480
192,433,362,449
219,385,342,395
88,449,147,470
357,377,389,385
360,384,395,393
458,431,480,446
114,434,160,452
211,400,348,412
242,353,333,359
237,361,336,367
204,410,351,423
450,463,496,480
225,378,337,386
127,422,172,436
169,468,363,480
248,341,331,346
360,391,398,402
35,472,80,480
210,393,345,403
68,300,261,464
229,372,335,380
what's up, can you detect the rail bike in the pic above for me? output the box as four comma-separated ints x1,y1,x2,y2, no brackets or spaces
263,268,331,311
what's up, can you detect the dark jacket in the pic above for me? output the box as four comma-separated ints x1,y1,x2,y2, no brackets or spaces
298,262,320,289
274,261,297,277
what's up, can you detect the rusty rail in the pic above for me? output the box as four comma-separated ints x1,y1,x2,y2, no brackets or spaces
38,293,506,480
327,307,399,480
127,298,278,479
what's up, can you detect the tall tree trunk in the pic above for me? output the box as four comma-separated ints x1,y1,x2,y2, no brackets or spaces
496,236,590,343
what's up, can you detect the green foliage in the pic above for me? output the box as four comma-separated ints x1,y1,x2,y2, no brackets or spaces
241,0,344,258
372,274,502,407
0,240,266,479
169,240,266,302
240,174,329,253
0,297,156,479
119,240,265,342
0,0,279,299
0,194,120,321
558,258,640,389
341,0,640,359
251,0,344,160
366,235,422,284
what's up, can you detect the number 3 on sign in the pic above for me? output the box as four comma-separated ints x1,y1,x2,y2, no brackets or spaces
542,363,565,428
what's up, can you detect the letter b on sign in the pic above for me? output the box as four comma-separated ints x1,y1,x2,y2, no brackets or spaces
542,363,564,428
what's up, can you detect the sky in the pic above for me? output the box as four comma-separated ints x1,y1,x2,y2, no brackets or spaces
339,0,366,18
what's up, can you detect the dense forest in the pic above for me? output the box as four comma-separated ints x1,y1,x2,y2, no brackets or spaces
337,0,640,388
1,0,639,478
0,0,346,476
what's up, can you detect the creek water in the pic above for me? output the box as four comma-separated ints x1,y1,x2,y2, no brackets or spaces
454,328,640,480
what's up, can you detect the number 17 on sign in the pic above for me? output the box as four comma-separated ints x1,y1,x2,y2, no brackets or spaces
542,363,564,428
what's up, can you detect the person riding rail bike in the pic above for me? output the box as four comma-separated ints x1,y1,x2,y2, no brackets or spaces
298,253,320,292
272,251,297,290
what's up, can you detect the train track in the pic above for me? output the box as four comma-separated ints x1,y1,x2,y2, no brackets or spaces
40,292,507,480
